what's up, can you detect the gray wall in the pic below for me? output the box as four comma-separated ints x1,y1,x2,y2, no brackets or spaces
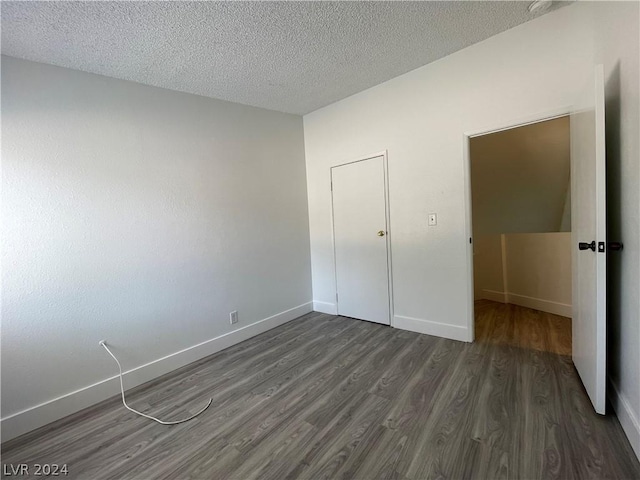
1,56,312,438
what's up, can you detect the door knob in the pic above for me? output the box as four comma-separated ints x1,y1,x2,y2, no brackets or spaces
609,242,623,251
377,230,386,237
579,241,596,252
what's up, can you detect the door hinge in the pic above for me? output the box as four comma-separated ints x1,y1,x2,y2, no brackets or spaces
336,292,338,302
469,237,472,244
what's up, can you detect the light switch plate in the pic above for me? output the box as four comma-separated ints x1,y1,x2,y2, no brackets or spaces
428,213,437,226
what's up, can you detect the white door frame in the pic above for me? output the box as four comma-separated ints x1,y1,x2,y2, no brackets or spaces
329,151,394,326
462,107,571,341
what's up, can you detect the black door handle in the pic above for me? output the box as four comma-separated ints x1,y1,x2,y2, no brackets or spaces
579,241,596,251
609,242,623,251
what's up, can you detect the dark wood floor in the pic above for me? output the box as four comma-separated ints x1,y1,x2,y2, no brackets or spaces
2,305,639,479
475,299,572,356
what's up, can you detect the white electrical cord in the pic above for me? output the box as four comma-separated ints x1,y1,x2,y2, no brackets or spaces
99,340,212,425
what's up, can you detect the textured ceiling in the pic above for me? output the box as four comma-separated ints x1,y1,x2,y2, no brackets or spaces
1,1,566,115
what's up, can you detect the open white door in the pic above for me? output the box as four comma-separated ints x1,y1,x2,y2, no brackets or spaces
331,156,391,325
571,64,606,414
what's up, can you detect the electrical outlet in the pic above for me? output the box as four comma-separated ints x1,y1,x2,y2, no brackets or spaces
230,311,239,325
428,213,437,226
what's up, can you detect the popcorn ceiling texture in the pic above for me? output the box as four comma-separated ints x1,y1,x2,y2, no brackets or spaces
1,1,563,115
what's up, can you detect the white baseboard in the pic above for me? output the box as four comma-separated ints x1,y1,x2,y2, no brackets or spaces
480,290,571,318
1,302,313,443
394,315,470,342
506,292,572,318
313,300,338,315
482,289,508,303
609,378,640,462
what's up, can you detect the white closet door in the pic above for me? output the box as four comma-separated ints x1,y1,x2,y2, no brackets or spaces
331,156,390,325
571,64,607,414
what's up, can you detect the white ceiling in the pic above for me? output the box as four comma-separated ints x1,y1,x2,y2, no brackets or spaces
1,1,566,115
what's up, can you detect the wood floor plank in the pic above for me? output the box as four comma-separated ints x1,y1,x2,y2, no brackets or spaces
344,426,408,480
548,313,572,356
231,420,318,480
2,304,639,480
475,300,572,356
403,341,488,479
470,343,522,479
519,347,567,479
295,392,391,480
368,334,439,401
283,390,374,480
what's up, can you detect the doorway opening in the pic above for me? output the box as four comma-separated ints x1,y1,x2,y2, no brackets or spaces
469,115,572,355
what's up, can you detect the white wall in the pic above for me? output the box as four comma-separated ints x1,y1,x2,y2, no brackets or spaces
473,233,572,318
304,1,639,457
1,56,312,440
594,1,640,460
470,116,571,235
473,234,505,301
504,233,572,317
304,3,594,340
